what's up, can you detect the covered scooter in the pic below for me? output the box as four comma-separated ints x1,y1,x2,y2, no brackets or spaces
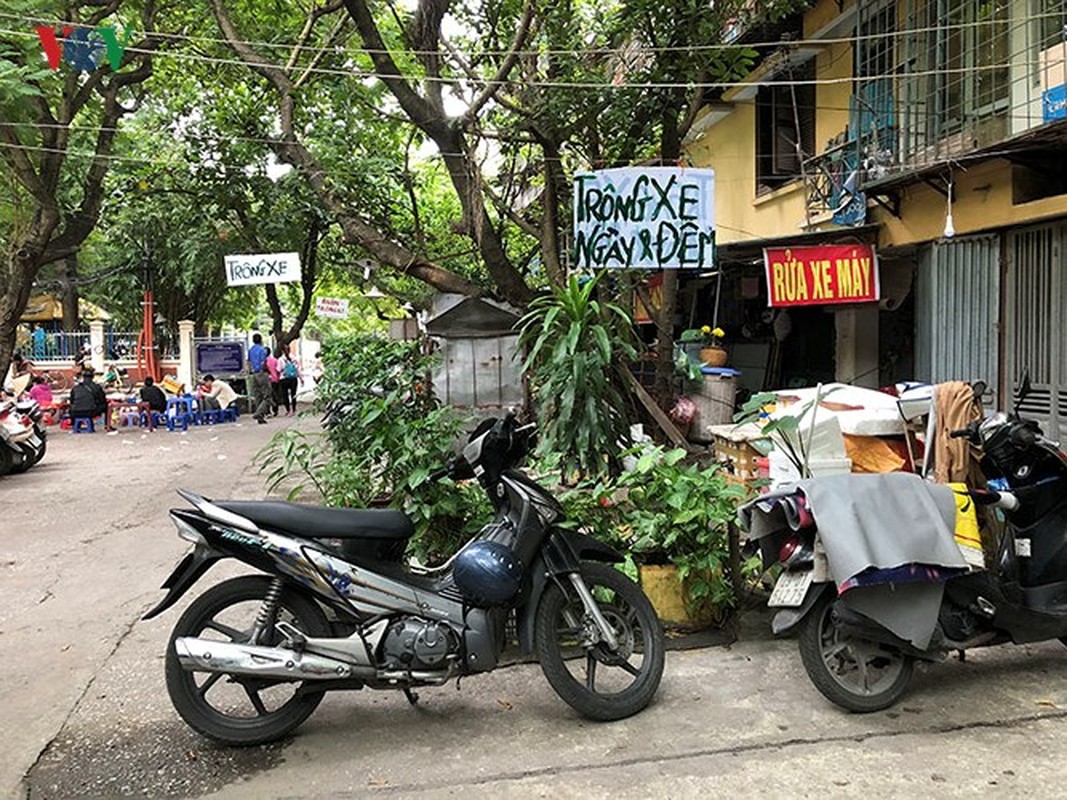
741,376,1067,712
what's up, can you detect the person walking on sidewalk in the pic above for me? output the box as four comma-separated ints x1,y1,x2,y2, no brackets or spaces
266,346,282,417
248,333,272,424
277,347,301,415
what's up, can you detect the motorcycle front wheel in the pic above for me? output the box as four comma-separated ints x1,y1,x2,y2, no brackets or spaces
797,593,914,713
534,561,664,721
164,576,330,745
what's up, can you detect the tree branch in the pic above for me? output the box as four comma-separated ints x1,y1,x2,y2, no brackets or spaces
0,124,49,205
464,1,534,123
211,0,294,94
341,0,438,131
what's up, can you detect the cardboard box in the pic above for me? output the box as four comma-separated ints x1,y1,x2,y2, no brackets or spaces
708,423,764,482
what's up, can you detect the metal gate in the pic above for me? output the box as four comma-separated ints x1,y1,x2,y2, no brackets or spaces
1006,221,1067,441
915,234,1001,402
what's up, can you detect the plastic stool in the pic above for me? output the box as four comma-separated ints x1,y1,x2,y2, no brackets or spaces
72,417,95,433
166,414,189,432
221,406,239,423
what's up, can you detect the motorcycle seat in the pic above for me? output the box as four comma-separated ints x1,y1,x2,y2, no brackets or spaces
215,501,414,540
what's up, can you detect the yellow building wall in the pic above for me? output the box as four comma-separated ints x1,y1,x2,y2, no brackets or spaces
873,160,1067,248
685,0,856,246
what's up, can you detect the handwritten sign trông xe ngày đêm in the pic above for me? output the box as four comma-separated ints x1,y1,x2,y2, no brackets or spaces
572,167,715,270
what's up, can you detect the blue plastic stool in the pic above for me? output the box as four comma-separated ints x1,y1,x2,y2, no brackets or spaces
72,416,95,433
200,409,223,425
221,406,239,423
166,413,189,432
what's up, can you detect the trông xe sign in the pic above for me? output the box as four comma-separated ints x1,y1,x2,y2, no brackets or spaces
572,167,715,270
224,252,302,287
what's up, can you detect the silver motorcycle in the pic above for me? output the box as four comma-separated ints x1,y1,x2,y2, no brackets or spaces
145,415,664,744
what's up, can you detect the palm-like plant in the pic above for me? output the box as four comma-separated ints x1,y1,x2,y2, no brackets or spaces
518,273,637,479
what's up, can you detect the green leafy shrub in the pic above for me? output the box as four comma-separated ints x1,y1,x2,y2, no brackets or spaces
619,447,748,616
261,332,490,564
517,273,637,480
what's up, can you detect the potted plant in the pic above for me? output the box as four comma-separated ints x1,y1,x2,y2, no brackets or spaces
679,325,727,367
619,446,747,628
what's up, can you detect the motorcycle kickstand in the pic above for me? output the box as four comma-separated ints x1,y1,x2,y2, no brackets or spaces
403,688,420,706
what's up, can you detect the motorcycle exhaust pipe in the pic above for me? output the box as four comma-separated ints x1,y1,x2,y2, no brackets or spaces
174,636,375,681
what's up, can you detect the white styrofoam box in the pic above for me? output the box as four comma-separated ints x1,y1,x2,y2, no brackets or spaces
769,382,905,436
769,450,852,488
771,414,847,461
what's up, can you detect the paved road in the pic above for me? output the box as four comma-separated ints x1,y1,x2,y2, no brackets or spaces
5,419,1067,798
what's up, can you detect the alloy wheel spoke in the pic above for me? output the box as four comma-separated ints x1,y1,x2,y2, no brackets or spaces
855,651,871,691
614,658,641,677
197,672,223,699
204,620,245,641
244,685,268,716
822,641,849,664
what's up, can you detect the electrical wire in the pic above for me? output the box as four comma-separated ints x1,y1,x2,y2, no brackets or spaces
0,13,1065,90
1,8,1063,59
0,139,1052,185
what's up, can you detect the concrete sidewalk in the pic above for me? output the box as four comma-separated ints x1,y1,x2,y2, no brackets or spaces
8,414,1067,798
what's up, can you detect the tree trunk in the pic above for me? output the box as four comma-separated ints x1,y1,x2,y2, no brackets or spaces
653,107,684,405
58,254,80,332
0,211,59,376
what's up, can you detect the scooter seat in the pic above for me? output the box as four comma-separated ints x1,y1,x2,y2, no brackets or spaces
215,501,414,540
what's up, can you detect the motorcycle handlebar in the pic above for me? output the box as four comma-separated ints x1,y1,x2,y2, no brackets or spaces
949,422,980,441
428,466,451,483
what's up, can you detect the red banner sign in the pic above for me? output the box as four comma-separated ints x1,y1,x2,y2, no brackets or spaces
764,244,879,307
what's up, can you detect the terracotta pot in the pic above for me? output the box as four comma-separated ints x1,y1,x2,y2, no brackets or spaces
699,346,728,367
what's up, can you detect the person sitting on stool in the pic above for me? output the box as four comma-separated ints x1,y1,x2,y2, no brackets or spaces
197,374,237,412
69,370,107,425
140,376,167,413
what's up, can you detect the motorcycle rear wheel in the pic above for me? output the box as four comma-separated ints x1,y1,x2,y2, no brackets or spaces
535,562,664,721
798,593,914,713
164,576,329,745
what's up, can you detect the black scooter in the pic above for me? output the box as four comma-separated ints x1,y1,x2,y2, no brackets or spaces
750,376,1067,712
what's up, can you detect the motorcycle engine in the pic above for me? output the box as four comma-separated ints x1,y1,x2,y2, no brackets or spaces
380,618,459,671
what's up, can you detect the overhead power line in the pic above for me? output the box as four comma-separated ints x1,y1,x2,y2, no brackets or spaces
1,8,1063,59
0,25,1058,91
0,139,1048,185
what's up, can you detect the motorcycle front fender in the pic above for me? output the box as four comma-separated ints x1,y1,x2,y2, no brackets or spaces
771,582,833,637
514,529,625,654
142,542,227,620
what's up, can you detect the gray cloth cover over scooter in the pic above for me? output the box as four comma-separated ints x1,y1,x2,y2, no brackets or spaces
800,473,966,582
744,473,968,649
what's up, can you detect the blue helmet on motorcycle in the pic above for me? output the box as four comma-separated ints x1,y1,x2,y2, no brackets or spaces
453,540,523,606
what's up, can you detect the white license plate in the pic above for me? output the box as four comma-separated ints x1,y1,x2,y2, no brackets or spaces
768,570,814,607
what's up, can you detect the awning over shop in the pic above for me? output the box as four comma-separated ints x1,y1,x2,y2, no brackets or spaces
20,294,111,322
715,224,882,267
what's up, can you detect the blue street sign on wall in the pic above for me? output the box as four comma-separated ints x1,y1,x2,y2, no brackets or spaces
1043,84,1067,122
